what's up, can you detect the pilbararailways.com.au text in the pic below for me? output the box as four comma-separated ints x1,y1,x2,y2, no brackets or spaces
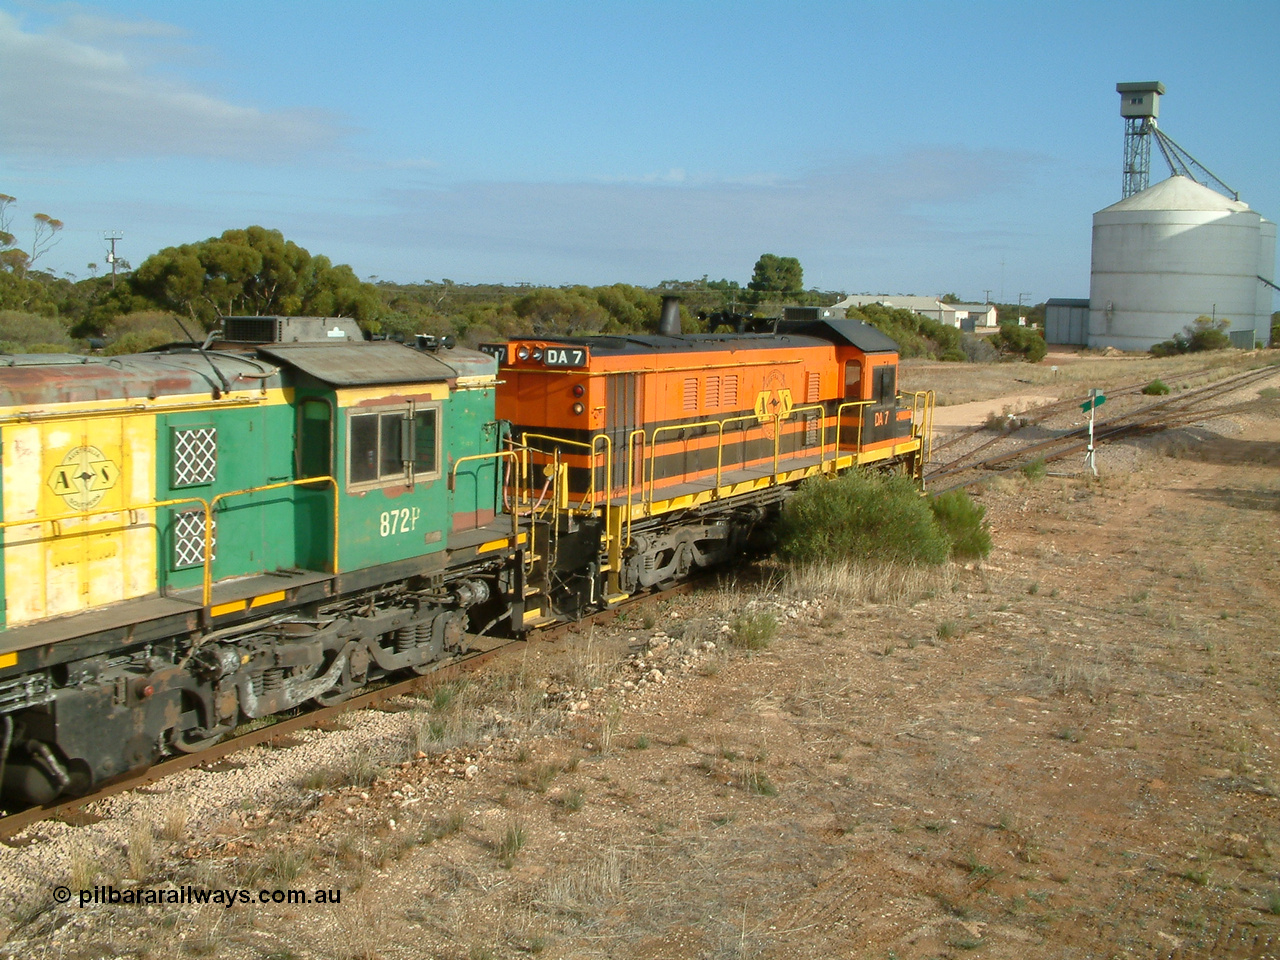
56,885,342,909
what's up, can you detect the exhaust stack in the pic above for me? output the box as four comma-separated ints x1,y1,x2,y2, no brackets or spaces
658,296,682,336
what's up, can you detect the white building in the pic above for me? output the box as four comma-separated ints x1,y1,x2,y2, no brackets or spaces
830,295,998,330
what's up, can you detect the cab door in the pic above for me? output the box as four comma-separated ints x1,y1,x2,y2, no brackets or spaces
604,373,642,495
336,390,446,573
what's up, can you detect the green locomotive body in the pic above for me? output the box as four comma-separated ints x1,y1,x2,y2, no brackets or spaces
0,318,521,804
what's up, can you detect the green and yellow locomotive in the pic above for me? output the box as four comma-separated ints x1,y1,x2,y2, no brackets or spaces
0,318,521,804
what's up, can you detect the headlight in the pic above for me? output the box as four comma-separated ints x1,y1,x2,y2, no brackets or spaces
516,345,530,361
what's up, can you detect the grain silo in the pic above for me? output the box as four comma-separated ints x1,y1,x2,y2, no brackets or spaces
1088,175,1277,350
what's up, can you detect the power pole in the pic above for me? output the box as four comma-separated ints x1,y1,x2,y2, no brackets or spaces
104,231,123,288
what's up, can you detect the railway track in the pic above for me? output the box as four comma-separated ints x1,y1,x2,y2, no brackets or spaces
0,582,693,841
926,362,1270,470
926,362,1280,493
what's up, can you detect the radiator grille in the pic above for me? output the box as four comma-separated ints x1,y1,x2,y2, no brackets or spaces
682,378,698,411
705,376,721,408
723,375,739,408
222,317,281,343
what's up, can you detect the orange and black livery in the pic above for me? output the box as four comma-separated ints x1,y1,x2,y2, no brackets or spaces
486,299,933,621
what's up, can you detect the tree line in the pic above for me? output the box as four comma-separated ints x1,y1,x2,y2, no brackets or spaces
0,201,1049,362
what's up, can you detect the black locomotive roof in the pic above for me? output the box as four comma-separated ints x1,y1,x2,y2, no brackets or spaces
534,319,900,356
773,318,902,354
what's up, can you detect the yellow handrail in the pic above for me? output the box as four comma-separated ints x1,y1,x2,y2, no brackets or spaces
786,402,829,467
910,390,935,464
624,428,646,544
449,449,526,541
0,476,339,610
528,389,931,551
0,394,267,428
0,496,209,540
646,417,727,502
520,432,612,511
207,476,338,604
834,399,873,457
646,405,838,502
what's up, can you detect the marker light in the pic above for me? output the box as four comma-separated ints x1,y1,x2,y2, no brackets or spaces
572,402,585,415
572,384,585,398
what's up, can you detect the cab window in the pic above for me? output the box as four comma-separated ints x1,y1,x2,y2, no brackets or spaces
347,405,440,489
873,366,896,403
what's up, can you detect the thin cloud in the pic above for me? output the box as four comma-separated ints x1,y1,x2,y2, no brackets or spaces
315,146,1042,285
0,10,346,162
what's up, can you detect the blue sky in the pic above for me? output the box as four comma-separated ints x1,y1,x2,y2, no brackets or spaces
2,0,1277,306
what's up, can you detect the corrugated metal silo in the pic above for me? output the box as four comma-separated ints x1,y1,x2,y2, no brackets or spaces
1088,176,1277,350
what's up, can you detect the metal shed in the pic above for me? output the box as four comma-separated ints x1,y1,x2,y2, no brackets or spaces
1044,299,1091,346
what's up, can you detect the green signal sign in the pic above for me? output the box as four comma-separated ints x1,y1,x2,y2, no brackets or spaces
1080,394,1106,412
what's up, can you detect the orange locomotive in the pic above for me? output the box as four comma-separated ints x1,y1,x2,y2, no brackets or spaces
485,299,933,621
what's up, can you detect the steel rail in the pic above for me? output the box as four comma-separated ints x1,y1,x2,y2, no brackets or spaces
927,365,1280,493
0,579,698,840
926,363,1268,470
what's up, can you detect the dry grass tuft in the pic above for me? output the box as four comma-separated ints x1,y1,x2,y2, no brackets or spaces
498,818,528,868
332,893,388,960
160,801,190,843
126,820,155,881
564,629,612,689
537,847,632,912
784,561,954,606
68,846,102,889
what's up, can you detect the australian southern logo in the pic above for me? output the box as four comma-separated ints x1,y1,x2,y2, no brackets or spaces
47,446,119,511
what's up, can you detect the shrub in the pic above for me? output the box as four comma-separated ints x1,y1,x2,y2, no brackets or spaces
1142,378,1170,396
1021,458,1047,482
0,310,76,353
1150,315,1234,356
929,489,992,559
993,324,1047,363
960,334,999,363
729,611,777,650
847,303,976,361
776,471,950,566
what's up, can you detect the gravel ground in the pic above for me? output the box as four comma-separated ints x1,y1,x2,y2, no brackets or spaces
1,352,1277,960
